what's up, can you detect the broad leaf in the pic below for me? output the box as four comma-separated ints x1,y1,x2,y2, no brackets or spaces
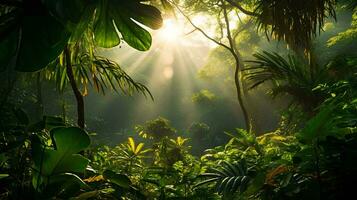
103,170,131,189
94,0,120,48
93,0,163,50
1,0,162,72
32,127,90,177
16,16,70,72
113,9,152,51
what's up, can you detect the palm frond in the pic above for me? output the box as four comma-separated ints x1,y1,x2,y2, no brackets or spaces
244,51,328,111
244,51,309,89
42,53,153,100
195,160,250,197
255,0,336,50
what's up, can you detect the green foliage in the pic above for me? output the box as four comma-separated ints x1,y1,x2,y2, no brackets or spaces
0,0,73,72
255,0,336,50
1,77,356,199
191,90,217,105
196,160,251,198
90,134,201,199
189,122,210,143
297,105,337,143
0,0,163,72
31,127,90,193
1,1,357,199
103,170,131,189
93,0,162,50
32,127,90,176
198,47,235,80
117,137,151,172
135,117,176,140
328,8,357,46
245,51,329,111
44,53,153,98
90,137,151,175
152,136,190,168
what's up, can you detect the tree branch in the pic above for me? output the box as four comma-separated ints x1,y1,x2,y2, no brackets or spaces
222,1,252,132
225,0,259,17
171,1,233,52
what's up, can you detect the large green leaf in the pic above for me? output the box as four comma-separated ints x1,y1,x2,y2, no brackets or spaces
32,127,90,177
129,3,163,30
0,0,74,72
1,0,162,72
113,11,152,51
94,0,120,48
93,0,163,50
15,16,70,72
69,4,96,42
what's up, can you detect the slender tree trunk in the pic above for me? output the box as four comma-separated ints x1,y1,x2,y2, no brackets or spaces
233,60,251,131
222,2,252,131
64,45,85,128
233,45,255,131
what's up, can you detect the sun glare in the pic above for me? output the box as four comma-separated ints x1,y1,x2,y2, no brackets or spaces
155,15,218,47
158,19,183,41
163,66,174,79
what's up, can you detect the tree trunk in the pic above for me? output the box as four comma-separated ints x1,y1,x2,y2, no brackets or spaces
234,59,251,131
232,44,255,131
222,2,252,132
64,45,85,128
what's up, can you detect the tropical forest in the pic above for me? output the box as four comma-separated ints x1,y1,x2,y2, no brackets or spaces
1,0,357,199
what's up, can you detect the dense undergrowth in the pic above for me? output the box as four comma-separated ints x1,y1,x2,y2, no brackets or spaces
1,75,356,199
